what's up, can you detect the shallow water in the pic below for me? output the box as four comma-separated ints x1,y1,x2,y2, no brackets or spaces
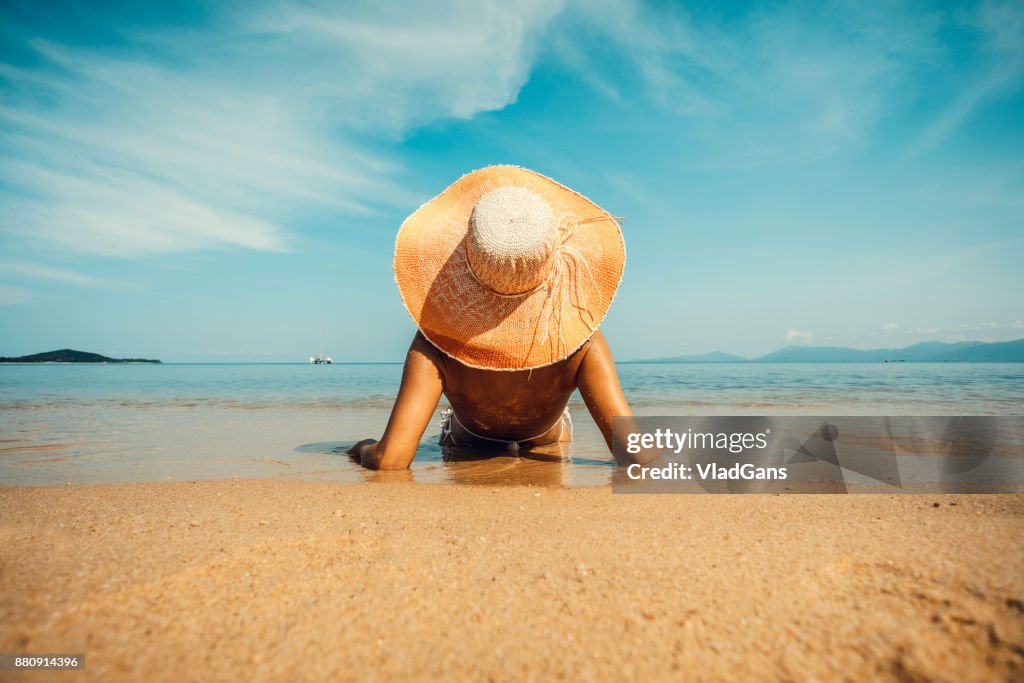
1,362,1022,486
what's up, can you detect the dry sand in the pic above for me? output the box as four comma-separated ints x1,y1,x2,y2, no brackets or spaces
1,480,1022,682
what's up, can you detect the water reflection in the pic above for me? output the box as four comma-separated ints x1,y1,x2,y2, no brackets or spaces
310,435,613,488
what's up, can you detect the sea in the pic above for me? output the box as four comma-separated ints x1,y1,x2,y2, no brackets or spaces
1,362,1022,487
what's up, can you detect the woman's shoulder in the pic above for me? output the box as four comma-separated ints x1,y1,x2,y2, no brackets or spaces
570,330,604,363
408,331,450,374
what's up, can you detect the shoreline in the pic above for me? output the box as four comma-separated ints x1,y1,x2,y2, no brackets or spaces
2,479,1021,681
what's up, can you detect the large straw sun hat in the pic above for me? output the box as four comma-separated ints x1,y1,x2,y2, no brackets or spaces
394,165,625,370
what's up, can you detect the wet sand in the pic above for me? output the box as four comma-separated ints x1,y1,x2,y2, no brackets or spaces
1,480,1022,681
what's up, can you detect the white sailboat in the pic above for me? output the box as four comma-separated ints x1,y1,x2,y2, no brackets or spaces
310,323,332,364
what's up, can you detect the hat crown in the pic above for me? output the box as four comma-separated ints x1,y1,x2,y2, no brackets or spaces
466,186,557,296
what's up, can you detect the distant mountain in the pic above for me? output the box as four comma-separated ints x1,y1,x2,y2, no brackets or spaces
755,345,889,362
0,349,161,364
632,339,1024,363
636,351,747,363
755,339,1024,362
913,339,1024,362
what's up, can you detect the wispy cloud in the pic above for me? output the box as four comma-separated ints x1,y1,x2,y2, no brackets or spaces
905,0,1024,158
557,0,948,166
4,0,1018,264
0,284,37,306
245,1,565,133
0,1,564,258
555,0,1024,169
0,259,134,290
563,0,728,116
907,320,1024,342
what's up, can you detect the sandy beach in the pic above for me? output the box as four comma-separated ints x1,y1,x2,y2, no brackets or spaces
0,480,1021,681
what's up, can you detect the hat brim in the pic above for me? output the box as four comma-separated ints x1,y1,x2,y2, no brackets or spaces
394,165,625,370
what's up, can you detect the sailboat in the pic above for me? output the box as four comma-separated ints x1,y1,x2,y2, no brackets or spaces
310,323,332,364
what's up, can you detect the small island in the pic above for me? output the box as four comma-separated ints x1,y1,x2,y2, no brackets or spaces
0,349,162,364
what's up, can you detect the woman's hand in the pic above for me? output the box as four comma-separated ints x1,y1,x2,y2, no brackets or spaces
346,439,379,467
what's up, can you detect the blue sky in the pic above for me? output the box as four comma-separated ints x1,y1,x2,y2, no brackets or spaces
1,0,1022,361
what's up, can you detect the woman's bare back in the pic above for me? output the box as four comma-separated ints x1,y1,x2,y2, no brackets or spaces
431,334,586,444
348,329,632,469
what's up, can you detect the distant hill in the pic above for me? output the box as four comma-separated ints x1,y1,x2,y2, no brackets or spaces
755,345,891,362
0,349,161,364
635,351,747,363
632,339,1024,363
755,339,1024,362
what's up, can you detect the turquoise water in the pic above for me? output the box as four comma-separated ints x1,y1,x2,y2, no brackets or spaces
3,362,1022,412
1,362,1022,486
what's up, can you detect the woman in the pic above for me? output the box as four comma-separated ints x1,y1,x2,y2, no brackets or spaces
348,165,634,470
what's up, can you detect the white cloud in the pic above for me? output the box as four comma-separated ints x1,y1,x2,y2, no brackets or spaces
784,328,813,344
246,1,565,133
3,0,1020,266
0,1,565,258
880,322,899,331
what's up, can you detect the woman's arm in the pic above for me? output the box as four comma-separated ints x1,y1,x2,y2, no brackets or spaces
347,333,444,470
575,330,636,463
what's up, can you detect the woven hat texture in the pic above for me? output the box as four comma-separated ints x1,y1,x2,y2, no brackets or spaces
394,165,625,370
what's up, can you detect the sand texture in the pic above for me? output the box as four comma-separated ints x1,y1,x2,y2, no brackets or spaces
1,480,1022,682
